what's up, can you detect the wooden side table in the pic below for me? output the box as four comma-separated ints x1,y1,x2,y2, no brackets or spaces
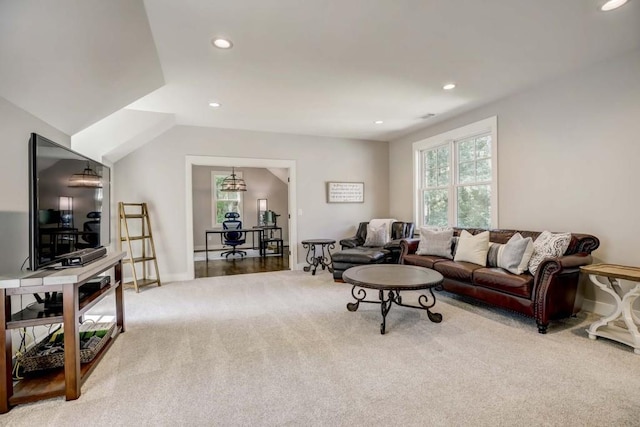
580,263,640,355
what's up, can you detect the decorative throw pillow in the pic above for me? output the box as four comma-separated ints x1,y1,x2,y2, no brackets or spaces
498,233,534,275
416,227,454,259
527,231,572,275
486,242,503,268
363,224,387,247
453,230,490,266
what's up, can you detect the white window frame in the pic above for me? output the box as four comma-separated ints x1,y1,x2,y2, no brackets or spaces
211,171,244,227
413,116,498,229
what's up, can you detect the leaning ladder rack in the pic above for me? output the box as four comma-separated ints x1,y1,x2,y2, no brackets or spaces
118,202,161,292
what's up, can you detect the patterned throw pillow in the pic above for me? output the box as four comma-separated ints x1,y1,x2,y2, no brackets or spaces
454,230,490,266
363,224,387,247
527,231,571,275
495,233,535,275
416,227,454,259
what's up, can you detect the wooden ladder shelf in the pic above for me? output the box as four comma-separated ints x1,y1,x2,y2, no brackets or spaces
118,202,161,292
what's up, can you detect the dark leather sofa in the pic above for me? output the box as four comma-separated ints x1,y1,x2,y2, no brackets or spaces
399,228,599,333
333,221,415,281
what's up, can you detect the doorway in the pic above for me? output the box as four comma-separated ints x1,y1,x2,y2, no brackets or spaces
185,155,297,280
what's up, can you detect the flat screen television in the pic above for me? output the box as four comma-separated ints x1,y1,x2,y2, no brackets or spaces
28,133,110,270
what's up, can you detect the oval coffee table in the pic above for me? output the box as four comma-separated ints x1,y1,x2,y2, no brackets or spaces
342,264,444,334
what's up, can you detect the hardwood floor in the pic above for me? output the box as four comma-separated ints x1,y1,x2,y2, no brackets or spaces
194,252,290,278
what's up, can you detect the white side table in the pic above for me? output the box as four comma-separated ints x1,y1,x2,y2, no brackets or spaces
581,263,640,355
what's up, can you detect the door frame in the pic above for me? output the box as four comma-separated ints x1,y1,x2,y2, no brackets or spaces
185,155,297,279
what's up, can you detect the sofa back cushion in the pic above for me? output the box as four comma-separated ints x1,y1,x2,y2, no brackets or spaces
391,222,415,240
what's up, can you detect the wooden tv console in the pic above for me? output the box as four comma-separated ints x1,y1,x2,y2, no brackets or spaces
0,252,125,413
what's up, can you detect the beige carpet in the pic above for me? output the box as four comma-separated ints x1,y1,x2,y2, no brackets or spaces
3,270,639,426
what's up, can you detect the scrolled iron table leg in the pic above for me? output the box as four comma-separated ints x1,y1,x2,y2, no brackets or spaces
303,242,315,273
324,242,335,273
380,289,394,335
418,288,443,323
347,286,367,312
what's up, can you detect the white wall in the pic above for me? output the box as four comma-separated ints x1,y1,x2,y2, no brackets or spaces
0,96,70,273
389,48,640,309
114,125,389,280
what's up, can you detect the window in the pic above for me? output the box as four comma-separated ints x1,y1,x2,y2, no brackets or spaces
414,117,498,229
211,171,243,226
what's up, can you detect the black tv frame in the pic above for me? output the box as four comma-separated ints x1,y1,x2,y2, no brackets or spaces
28,133,110,271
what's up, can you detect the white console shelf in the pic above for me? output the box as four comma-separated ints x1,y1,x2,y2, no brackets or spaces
0,252,126,413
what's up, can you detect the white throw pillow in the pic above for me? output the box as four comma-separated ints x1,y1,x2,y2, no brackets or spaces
416,227,453,259
453,230,490,266
363,223,387,247
497,233,534,275
527,231,571,275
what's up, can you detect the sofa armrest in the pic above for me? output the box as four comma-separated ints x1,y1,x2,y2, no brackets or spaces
533,253,593,328
340,237,362,249
399,238,421,262
383,238,404,250
535,253,593,281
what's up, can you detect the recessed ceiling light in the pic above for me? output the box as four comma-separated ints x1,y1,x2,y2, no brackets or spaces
374,120,384,124
212,38,233,49
601,0,628,11
209,102,221,108
443,83,456,90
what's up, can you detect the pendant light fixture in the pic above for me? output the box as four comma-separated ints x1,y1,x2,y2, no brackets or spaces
220,167,247,192
69,162,102,188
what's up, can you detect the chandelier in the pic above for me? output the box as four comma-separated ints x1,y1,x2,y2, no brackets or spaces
69,163,102,188
220,167,247,192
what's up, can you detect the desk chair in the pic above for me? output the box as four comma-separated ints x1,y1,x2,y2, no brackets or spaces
221,212,246,258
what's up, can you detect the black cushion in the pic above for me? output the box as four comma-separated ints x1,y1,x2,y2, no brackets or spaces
332,247,389,264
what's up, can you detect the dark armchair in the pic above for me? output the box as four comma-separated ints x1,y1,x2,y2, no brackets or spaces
340,222,415,253
332,221,415,281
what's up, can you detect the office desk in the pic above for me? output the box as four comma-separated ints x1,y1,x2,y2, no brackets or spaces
204,228,265,261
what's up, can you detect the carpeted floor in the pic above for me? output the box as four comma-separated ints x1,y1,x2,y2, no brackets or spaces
3,270,639,426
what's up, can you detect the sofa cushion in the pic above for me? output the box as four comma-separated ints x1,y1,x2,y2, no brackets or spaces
454,230,490,266
434,260,484,282
416,227,454,259
528,231,571,275
332,247,389,264
473,268,534,298
403,254,449,269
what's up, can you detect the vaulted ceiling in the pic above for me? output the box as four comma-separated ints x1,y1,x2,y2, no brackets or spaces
1,0,639,160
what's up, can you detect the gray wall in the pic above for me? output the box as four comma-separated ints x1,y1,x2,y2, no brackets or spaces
192,166,289,248
0,96,70,273
114,125,389,280
389,48,640,311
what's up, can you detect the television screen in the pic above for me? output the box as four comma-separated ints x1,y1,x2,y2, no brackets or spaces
29,133,110,270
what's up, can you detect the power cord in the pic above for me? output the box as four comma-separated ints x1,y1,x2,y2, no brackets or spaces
20,256,30,271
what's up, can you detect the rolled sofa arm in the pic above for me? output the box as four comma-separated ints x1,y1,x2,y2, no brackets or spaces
533,253,593,331
535,253,593,282
339,237,360,249
399,238,421,262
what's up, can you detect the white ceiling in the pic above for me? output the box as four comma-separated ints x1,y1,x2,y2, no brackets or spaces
1,0,639,154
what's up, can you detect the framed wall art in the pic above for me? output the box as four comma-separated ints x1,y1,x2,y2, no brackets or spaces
326,181,364,203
